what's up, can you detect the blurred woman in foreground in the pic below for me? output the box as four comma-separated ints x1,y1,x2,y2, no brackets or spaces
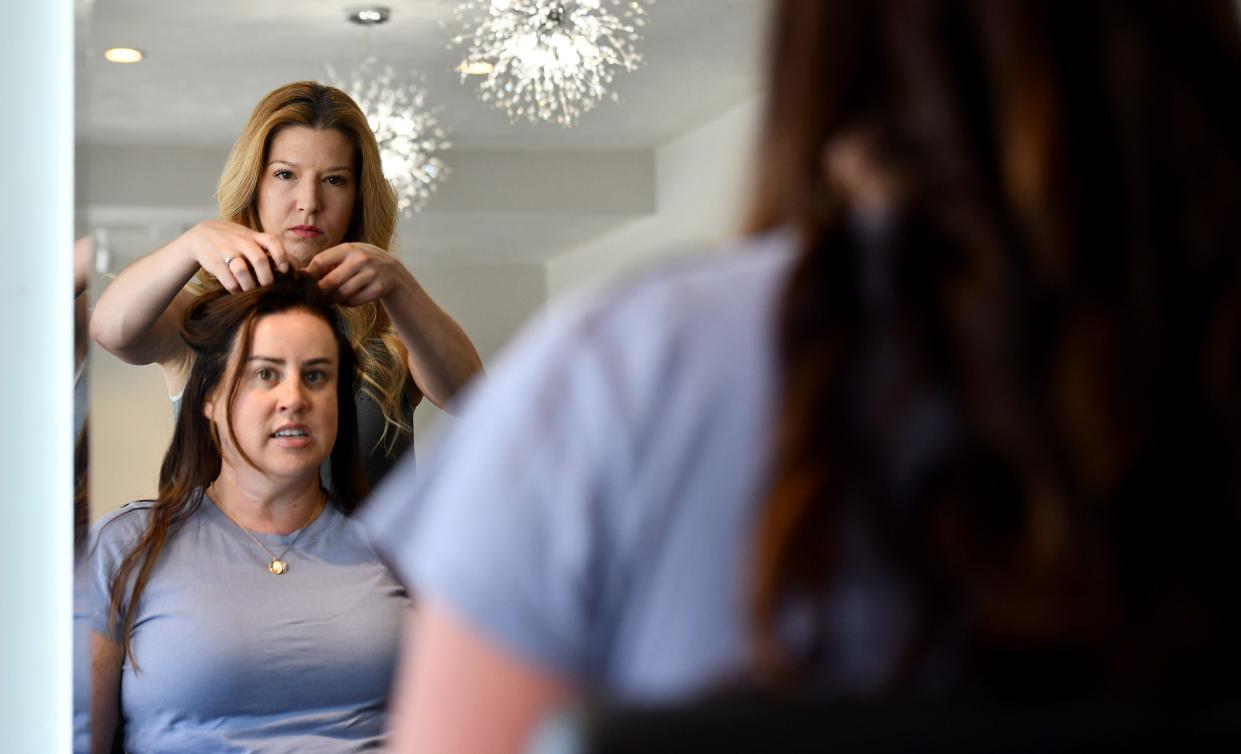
364,1,1241,752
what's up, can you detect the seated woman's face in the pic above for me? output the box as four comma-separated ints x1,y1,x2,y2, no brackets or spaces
204,308,340,480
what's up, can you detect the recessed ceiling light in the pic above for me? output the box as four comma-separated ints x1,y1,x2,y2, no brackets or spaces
103,47,144,64
456,60,494,76
346,6,390,26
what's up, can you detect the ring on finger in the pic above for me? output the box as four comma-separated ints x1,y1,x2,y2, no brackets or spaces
224,255,237,266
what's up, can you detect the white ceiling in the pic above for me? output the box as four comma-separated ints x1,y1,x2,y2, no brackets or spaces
80,0,767,149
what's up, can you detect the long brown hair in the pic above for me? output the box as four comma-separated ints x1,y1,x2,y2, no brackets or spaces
749,0,1241,696
208,81,412,448
74,420,89,554
108,272,366,665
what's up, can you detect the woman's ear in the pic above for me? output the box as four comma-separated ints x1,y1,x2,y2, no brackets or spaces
202,387,226,453
202,388,216,422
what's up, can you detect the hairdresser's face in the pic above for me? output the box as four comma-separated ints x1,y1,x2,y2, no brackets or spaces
257,126,358,266
205,309,339,482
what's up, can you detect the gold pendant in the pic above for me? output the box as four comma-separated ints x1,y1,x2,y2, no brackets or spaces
269,559,288,575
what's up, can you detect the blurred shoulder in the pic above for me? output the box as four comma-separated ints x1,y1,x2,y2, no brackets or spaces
446,231,797,408
572,231,797,336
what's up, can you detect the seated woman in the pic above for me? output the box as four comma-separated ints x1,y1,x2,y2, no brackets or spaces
75,272,408,753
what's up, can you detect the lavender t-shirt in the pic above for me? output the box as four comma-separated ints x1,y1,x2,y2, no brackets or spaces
74,492,409,753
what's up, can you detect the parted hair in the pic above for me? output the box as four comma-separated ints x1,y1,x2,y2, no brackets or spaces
208,80,411,448
107,271,366,666
748,0,1241,696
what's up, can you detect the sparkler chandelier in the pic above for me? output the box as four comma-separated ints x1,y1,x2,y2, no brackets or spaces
452,0,653,127
326,7,451,215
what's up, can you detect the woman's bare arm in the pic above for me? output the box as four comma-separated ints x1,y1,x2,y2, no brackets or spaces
380,270,483,413
89,221,290,393
387,601,570,754
88,631,123,754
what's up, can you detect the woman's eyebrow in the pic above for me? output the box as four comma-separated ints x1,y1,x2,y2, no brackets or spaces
266,159,353,173
246,356,336,365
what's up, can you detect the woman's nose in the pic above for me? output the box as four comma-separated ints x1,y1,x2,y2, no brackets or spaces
278,378,309,411
297,181,321,214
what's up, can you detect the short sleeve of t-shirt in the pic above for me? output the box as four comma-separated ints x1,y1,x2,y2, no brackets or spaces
73,502,153,752
364,236,794,687
76,501,154,642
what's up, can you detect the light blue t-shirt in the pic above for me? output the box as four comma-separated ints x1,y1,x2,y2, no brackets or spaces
364,232,914,701
75,492,409,753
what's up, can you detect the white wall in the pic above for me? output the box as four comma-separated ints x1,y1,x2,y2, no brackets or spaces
545,97,761,299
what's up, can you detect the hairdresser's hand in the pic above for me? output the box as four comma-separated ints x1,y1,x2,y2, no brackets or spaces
180,220,290,293
309,241,483,410
306,242,411,307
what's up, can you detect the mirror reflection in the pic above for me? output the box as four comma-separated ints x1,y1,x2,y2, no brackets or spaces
76,0,765,750
81,0,765,517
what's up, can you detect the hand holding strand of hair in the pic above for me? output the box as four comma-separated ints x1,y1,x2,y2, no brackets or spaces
305,242,409,307
180,220,291,293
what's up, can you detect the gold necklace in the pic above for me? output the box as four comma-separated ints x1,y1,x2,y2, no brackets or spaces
211,486,324,575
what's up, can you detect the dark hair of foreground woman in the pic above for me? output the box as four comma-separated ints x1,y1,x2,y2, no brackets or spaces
747,0,1241,696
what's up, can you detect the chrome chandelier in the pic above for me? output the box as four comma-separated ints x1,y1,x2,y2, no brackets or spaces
327,8,451,215
452,0,652,127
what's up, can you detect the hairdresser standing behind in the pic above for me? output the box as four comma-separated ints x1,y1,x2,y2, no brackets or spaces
91,82,482,486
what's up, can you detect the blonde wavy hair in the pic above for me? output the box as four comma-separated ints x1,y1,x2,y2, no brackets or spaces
196,80,411,448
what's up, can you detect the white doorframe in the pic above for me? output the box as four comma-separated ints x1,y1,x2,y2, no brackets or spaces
0,0,75,750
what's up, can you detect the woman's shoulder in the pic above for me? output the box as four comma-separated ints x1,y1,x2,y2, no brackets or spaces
574,231,795,333
83,500,158,561
405,232,795,443
92,500,157,532
519,231,796,399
